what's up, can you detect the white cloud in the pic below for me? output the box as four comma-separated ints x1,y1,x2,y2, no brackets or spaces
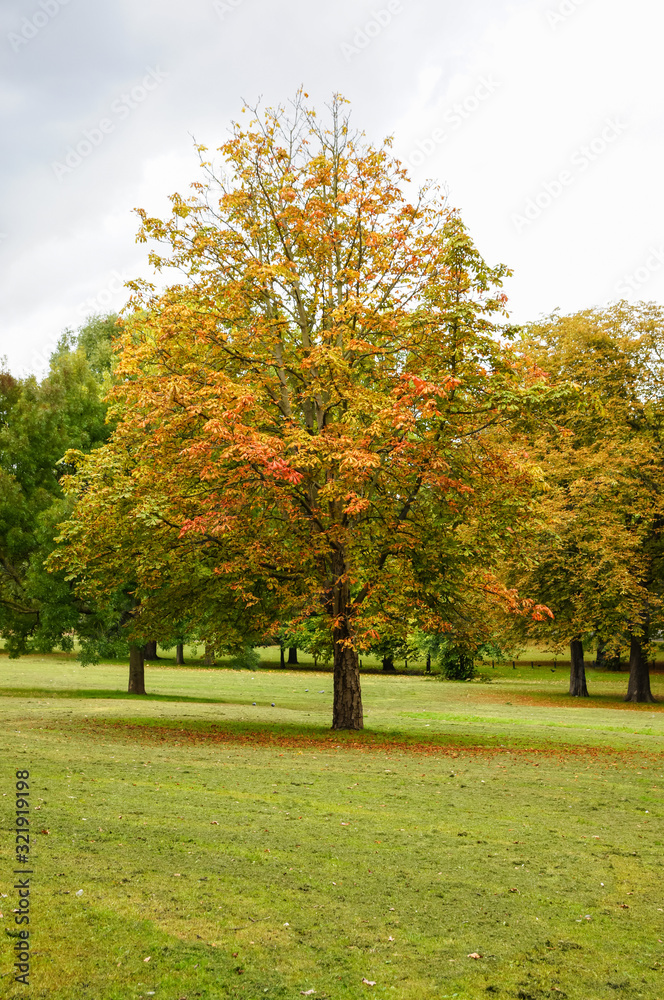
2,0,664,373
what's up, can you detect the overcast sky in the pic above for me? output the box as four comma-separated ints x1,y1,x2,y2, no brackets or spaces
2,0,663,376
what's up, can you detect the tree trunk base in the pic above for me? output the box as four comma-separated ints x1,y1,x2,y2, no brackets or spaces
382,655,395,673
175,643,185,665
332,636,363,730
624,633,656,702
569,638,589,697
287,646,298,665
128,645,146,694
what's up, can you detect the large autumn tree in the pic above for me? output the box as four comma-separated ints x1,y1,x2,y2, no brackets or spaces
54,94,548,728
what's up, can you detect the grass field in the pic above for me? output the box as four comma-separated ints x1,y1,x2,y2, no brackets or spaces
1,652,663,999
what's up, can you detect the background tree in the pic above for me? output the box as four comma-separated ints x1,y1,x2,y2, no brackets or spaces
277,616,334,668
51,432,276,691
0,315,118,656
513,302,664,701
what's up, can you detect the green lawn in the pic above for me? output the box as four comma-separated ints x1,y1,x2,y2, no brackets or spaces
1,654,663,999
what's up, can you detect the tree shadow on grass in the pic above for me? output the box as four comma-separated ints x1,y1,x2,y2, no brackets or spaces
495,688,663,710
0,687,235,705
61,714,661,759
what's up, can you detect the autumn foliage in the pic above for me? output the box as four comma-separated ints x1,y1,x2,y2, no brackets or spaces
54,94,552,726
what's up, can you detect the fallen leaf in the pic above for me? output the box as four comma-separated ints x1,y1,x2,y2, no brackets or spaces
300,991,316,996
467,952,482,959
39,829,50,835
143,956,151,962
509,887,518,893
211,820,219,825
362,979,377,986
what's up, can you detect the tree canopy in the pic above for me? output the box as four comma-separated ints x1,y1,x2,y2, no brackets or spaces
53,94,550,727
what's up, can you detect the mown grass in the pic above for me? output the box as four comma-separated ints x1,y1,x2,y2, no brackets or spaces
0,655,663,999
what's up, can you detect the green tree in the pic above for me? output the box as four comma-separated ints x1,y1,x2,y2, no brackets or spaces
0,316,118,656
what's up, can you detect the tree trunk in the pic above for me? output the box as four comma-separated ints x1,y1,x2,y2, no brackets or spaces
426,653,431,673
176,643,185,665
331,565,363,730
569,638,589,697
288,646,298,664
204,644,215,666
382,654,395,672
280,644,285,668
333,633,363,729
128,644,146,694
624,633,656,703
142,640,160,660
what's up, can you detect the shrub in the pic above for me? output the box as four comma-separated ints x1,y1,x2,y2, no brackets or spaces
440,651,477,681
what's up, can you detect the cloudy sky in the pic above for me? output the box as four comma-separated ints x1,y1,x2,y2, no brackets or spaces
2,0,663,375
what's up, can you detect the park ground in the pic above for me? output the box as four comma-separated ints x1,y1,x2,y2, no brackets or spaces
0,650,663,999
